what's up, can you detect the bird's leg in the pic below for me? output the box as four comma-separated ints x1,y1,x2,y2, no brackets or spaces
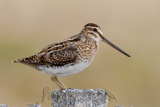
54,76,68,89
51,75,67,90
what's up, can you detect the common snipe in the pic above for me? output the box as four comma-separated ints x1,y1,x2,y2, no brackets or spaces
13,23,131,89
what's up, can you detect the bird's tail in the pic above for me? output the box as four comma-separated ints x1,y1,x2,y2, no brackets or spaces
12,54,39,65
12,59,22,63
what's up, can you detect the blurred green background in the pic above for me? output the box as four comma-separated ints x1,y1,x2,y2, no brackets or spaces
0,0,160,107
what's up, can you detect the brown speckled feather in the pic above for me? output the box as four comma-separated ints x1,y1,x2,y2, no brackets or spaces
39,46,77,66
13,32,98,69
13,35,82,67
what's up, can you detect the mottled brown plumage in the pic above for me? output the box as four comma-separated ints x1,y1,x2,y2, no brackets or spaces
14,33,98,68
13,23,130,89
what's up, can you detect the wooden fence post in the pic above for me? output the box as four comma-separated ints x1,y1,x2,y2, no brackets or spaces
51,89,108,107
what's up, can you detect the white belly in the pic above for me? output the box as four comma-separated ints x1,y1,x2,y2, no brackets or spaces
37,62,90,76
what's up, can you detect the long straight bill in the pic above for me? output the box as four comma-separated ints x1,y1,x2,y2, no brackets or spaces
101,36,131,57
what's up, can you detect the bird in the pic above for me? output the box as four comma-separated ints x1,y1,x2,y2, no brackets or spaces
12,23,131,89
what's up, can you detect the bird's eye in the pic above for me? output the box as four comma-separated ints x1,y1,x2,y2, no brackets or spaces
93,28,97,32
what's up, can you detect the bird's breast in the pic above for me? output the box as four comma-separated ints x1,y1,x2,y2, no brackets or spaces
75,38,99,63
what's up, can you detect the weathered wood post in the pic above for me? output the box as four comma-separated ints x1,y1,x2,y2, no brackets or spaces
51,89,108,107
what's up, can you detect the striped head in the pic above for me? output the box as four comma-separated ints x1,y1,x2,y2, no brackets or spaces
81,23,103,43
81,23,131,57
